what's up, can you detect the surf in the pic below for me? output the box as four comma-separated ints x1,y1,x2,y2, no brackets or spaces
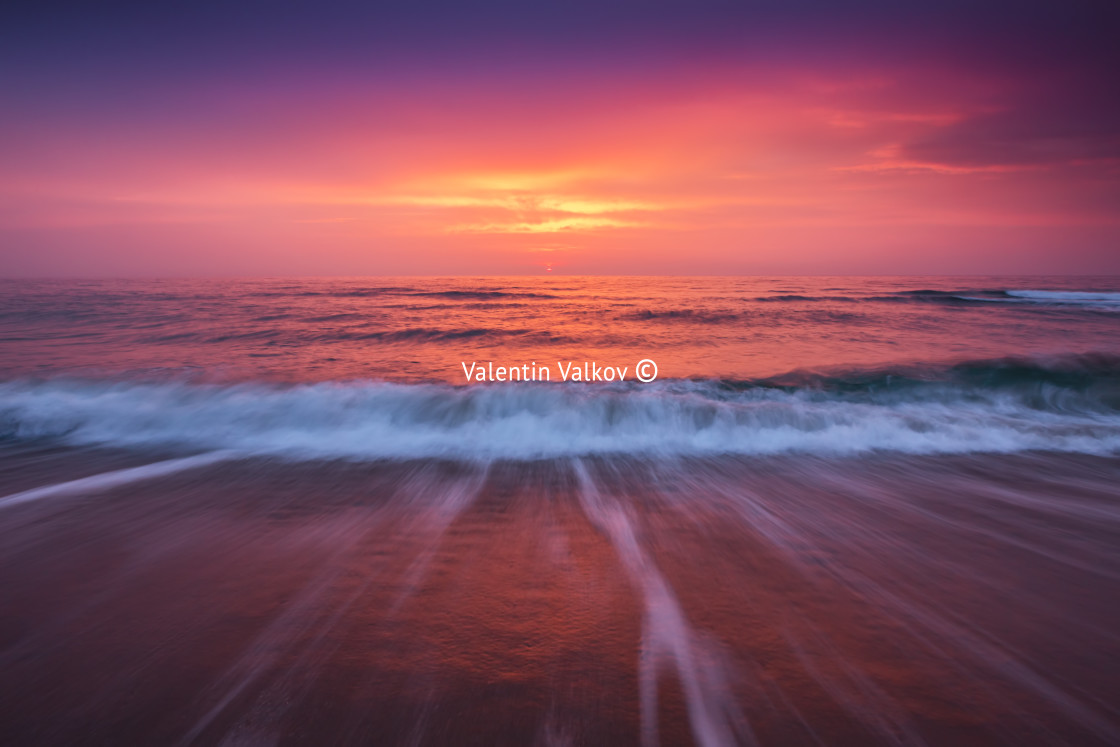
2,355,1119,461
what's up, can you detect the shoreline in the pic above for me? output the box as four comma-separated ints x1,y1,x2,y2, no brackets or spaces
1,446,1117,744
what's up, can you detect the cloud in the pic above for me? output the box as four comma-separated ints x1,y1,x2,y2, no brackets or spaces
893,79,1120,170
447,216,646,233
381,193,663,215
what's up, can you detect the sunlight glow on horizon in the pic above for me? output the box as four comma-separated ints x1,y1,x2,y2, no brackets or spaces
2,57,1117,275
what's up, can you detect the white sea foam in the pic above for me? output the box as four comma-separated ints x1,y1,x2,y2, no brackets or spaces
0,451,235,508
1005,290,1120,308
574,461,751,746
1,376,1119,460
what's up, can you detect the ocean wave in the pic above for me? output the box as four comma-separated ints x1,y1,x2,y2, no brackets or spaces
628,309,740,323
888,289,1120,309
750,353,1120,397
1004,290,1120,308
139,327,544,345
332,327,535,342
2,357,1119,460
406,290,559,300
247,287,419,297
738,289,1120,310
751,294,835,302
244,287,558,300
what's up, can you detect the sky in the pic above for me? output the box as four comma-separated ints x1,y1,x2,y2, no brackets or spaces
1,0,1118,276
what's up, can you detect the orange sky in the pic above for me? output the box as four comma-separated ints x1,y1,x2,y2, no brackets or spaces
2,54,1118,275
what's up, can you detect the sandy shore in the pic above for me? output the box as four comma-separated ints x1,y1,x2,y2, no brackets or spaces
1,445,1118,745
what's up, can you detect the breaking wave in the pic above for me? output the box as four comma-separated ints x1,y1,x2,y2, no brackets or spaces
885,288,1120,309
2,356,1119,460
1003,289,1120,308
737,289,1120,309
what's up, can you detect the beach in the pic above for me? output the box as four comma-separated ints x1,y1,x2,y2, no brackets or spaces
1,444,1118,744
1,276,1119,744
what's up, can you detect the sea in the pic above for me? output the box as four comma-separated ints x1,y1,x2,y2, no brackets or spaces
0,276,1118,745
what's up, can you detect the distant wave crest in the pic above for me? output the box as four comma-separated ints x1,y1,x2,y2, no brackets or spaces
891,288,1120,309
733,289,1120,310
1004,290,1120,307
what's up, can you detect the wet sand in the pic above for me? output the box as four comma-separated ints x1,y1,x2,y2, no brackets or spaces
1,445,1118,745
